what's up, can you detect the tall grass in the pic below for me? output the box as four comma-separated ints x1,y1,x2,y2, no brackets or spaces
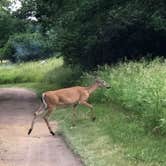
1,57,165,134
1,57,166,134
80,59,166,135
0,57,63,84
52,104,166,166
1,58,166,165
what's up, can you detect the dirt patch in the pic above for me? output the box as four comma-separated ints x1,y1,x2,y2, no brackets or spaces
0,88,83,166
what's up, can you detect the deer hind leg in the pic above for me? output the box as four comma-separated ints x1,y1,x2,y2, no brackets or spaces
28,113,37,135
79,101,96,121
72,103,78,126
43,108,55,136
28,104,45,135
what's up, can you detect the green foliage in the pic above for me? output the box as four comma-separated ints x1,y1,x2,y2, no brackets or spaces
0,47,5,61
43,65,82,88
1,57,166,165
0,6,26,48
0,0,10,7
4,32,53,62
0,57,63,84
80,59,166,135
52,104,166,166
19,0,166,68
1,57,166,136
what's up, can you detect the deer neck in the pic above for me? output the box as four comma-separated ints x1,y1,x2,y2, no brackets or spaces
87,83,99,94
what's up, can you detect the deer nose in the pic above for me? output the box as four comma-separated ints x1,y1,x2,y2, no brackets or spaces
106,85,111,89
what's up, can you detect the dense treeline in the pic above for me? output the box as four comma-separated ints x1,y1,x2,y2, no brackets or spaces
16,0,166,68
0,1,25,61
0,0,53,62
1,0,166,67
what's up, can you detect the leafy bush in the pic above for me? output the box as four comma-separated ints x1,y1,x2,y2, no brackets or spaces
62,0,166,68
28,0,166,68
43,65,82,88
14,0,166,68
4,32,53,62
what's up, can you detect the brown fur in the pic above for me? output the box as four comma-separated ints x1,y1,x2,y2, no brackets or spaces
28,79,110,136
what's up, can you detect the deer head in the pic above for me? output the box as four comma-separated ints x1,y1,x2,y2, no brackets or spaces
95,78,111,89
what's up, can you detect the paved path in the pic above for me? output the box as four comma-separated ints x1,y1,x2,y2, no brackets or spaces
0,88,83,166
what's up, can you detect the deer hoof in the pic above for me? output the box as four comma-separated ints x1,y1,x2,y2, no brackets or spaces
92,117,96,121
50,131,55,136
28,128,32,135
72,123,76,127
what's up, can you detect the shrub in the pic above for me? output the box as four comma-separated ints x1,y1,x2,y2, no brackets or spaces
43,65,82,88
53,0,166,69
4,32,53,62
17,0,166,68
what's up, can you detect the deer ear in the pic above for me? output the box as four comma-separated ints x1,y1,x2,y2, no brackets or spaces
95,76,100,80
95,77,101,83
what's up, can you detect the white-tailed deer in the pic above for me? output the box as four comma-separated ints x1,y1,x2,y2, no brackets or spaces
28,79,111,136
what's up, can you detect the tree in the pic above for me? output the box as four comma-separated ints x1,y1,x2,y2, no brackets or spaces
15,0,166,68
0,1,26,48
4,32,53,62
0,47,5,62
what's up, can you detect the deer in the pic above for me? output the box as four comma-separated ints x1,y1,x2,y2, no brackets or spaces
28,79,111,136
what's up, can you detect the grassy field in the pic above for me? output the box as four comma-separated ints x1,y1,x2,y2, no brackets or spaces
52,104,166,166
0,58,166,166
80,59,166,135
0,58,63,84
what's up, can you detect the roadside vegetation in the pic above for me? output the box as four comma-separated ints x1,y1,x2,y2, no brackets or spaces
0,58,166,166
0,57,63,84
1,1,166,165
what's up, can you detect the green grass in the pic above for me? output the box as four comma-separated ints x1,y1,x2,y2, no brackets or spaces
0,57,63,84
80,59,166,135
51,103,166,166
1,58,166,165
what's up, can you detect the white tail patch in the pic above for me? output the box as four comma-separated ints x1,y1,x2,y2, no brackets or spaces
42,93,48,109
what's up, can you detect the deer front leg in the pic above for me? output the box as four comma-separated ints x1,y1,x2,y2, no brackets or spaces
28,104,45,135
43,110,55,136
79,101,96,121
